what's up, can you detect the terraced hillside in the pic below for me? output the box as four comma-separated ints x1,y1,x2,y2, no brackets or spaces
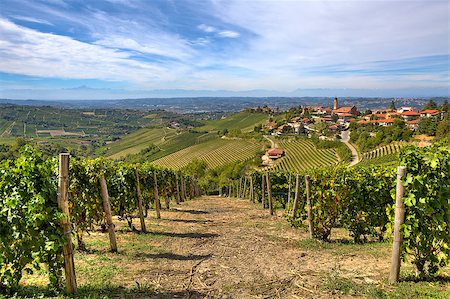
357,142,405,167
107,128,177,159
153,138,262,170
272,139,338,172
200,111,268,132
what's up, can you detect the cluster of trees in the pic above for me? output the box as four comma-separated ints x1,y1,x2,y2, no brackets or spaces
350,120,413,152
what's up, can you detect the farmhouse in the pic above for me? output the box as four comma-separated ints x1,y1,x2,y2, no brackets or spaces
266,148,284,160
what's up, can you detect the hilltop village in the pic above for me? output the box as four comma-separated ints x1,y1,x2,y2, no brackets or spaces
260,98,447,137
257,98,449,164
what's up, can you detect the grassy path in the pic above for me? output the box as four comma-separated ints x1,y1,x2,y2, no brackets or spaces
18,197,449,298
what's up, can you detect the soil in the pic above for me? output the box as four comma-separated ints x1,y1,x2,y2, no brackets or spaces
101,196,393,298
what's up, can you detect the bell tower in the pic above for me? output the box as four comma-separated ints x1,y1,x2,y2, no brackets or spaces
333,97,338,110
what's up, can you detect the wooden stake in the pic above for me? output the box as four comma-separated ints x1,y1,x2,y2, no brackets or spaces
58,153,77,294
99,175,117,252
389,166,407,284
243,176,248,199
189,177,193,200
305,175,313,238
164,189,170,209
175,172,181,204
287,174,292,207
153,171,161,219
180,175,186,202
261,174,266,208
266,173,273,215
135,169,146,232
249,176,254,203
291,174,300,217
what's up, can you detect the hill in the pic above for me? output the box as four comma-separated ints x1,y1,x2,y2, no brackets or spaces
107,128,177,159
153,138,262,170
271,138,338,172
200,111,268,132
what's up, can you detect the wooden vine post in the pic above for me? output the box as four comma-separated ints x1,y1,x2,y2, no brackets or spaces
287,174,292,206
153,171,161,219
261,174,266,208
291,174,300,217
175,172,181,204
99,175,118,252
57,153,77,294
243,176,247,199
305,175,314,238
249,176,254,203
180,175,186,202
189,176,194,200
134,169,147,232
389,166,407,284
266,173,273,215
228,182,232,197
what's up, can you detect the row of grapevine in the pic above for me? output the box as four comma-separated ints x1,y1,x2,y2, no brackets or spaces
272,139,338,172
358,142,405,166
153,139,262,170
0,146,200,293
229,144,449,278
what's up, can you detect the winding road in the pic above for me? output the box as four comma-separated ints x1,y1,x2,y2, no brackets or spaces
341,130,360,166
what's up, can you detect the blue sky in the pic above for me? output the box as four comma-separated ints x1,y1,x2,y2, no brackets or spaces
0,0,449,99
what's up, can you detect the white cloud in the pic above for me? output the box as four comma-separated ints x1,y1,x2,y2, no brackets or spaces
0,18,186,86
217,30,240,38
198,24,217,33
11,15,53,26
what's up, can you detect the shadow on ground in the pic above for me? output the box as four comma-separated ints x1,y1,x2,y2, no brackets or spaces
4,285,208,299
133,252,212,261
150,231,219,238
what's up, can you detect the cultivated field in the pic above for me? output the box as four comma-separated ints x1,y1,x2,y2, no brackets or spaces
200,112,268,132
153,138,262,170
357,142,405,167
107,128,177,159
272,139,338,172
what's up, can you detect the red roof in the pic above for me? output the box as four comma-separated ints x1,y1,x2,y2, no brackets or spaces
401,111,420,116
420,109,440,115
408,120,419,124
376,118,396,123
338,113,353,117
267,148,284,155
334,106,355,113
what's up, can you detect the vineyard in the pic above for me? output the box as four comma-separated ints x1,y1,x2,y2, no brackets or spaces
357,142,405,166
153,138,262,170
0,144,449,298
200,111,268,132
271,138,338,172
107,128,177,159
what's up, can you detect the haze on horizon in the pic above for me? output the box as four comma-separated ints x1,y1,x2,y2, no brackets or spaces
0,0,449,100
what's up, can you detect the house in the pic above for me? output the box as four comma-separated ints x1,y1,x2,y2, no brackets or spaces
266,148,285,160
376,118,396,127
333,106,359,116
420,109,441,118
397,106,417,114
400,111,420,121
407,119,419,130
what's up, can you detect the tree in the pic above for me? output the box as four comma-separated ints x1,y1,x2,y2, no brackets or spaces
423,99,437,110
436,120,450,138
418,118,437,136
390,100,396,110
439,100,449,113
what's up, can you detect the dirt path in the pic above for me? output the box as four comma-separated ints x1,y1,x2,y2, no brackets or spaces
85,196,398,298
340,130,359,166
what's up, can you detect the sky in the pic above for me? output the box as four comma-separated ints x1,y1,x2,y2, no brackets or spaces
0,0,449,99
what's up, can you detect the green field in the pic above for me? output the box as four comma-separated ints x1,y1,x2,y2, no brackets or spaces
107,128,176,159
271,138,338,172
200,111,268,132
153,138,263,170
